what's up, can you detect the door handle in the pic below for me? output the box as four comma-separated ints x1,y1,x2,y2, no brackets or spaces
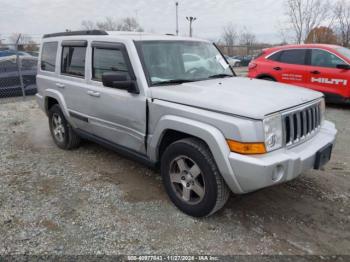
56,83,65,89
273,67,282,71
311,70,321,75
87,90,100,97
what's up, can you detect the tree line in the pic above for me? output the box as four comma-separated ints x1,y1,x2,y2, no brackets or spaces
220,0,350,51
81,17,143,32
281,0,350,46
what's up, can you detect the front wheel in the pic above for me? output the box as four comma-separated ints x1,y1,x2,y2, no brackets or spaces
161,138,230,217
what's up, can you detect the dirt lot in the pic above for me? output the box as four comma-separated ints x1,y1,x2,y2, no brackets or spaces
0,97,349,256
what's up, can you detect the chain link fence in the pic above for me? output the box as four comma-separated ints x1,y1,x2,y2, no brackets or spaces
217,44,273,66
0,43,39,99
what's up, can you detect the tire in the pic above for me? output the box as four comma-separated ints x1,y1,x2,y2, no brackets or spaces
48,104,81,150
161,138,230,217
260,76,276,82
234,62,241,67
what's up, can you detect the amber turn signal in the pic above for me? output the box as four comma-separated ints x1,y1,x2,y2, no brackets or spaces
227,140,267,155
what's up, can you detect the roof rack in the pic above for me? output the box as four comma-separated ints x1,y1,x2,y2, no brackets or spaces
43,30,108,39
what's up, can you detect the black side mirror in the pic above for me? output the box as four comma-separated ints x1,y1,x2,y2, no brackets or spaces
336,64,350,70
102,72,139,94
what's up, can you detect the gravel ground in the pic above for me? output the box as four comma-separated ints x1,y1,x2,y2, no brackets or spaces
0,97,349,256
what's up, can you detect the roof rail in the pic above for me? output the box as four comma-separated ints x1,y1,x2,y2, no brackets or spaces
43,30,108,39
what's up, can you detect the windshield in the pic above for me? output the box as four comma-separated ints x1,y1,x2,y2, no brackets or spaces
137,41,234,86
336,47,350,61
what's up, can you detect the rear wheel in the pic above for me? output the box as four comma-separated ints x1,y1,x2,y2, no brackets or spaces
260,76,276,82
48,104,81,150
161,138,230,217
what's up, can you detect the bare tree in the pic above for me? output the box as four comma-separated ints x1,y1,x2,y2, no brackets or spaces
117,17,143,32
221,23,237,56
8,33,38,51
334,0,350,47
96,17,119,31
9,33,33,45
81,20,96,30
239,29,257,46
93,17,143,32
239,28,257,55
24,40,39,52
285,0,330,44
9,33,23,44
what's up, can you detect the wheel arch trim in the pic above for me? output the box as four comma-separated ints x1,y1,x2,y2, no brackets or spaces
149,115,244,194
256,74,277,81
42,89,76,128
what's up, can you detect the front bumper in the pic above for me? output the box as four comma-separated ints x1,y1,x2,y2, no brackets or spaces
229,120,337,193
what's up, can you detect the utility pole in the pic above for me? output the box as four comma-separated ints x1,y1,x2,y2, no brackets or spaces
186,16,197,37
175,2,179,36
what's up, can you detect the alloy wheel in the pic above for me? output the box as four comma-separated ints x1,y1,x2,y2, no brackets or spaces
169,156,206,205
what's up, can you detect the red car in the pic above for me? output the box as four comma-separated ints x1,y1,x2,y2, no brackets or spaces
248,44,350,103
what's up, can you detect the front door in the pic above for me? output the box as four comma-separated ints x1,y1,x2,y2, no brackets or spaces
307,49,350,97
84,41,147,154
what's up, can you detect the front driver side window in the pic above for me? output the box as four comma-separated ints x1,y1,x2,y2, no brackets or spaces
311,49,346,68
92,48,128,81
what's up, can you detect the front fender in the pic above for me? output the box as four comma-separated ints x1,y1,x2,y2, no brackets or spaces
149,115,244,194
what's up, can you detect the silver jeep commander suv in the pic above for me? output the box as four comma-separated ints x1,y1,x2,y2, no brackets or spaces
36,30,337,217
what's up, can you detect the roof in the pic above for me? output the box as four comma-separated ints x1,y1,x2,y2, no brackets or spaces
42,30,206,42
266,43,342,52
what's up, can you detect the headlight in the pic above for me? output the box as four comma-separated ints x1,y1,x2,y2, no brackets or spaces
263,114,283,152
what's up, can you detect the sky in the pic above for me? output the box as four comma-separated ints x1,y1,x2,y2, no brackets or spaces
0,0,286,43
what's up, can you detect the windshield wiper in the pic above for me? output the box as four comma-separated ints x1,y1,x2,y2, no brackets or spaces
208,74,233,79
153,79,195,86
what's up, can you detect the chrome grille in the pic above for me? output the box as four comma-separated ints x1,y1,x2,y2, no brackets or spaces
283,102,322,146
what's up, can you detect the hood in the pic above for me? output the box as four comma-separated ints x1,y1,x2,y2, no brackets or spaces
150,77,323,120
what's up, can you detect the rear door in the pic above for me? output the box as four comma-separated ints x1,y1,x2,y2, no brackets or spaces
271,49,309,87
307,48,350,97
59,40,92,132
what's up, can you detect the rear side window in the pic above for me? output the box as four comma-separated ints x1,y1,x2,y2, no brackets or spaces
279,49,307,65
92,48,128,81
41,42,58,72
61,46,86,77
267,51,282,61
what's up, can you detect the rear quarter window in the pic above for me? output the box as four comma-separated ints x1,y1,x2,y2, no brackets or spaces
41,42,58,72
267,51,282,61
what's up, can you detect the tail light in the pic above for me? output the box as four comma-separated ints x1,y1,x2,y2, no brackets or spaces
249,62,257,70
